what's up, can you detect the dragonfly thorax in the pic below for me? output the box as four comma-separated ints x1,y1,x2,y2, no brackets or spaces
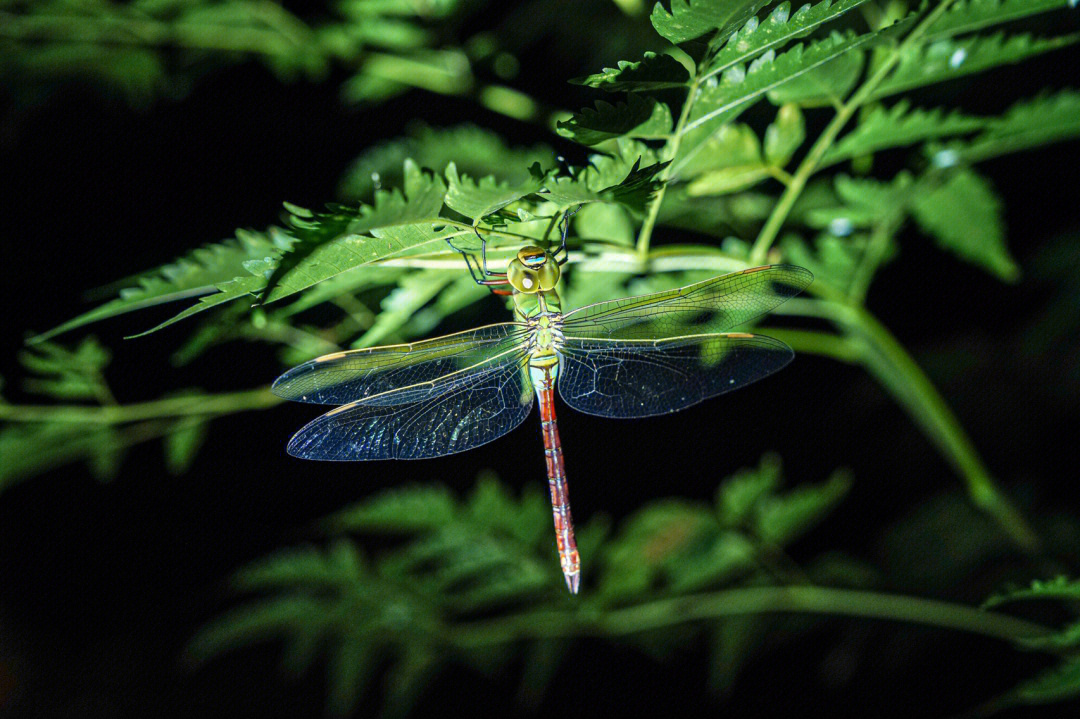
507,246,560,294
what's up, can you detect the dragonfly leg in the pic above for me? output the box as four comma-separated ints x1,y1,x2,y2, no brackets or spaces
553,207,578,266
445,230,511,294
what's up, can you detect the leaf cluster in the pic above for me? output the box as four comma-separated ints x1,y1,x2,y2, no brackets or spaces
188,457,865,716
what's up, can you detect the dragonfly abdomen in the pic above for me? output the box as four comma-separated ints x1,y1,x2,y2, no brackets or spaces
532,367,580,594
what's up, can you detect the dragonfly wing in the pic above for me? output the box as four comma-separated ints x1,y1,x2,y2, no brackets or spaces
557,333,793,418
272,323,529,404
287,350,534,460
560,265,812,340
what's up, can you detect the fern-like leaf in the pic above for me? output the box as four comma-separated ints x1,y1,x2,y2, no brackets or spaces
872,32,1080,99
572,51,691,92
910,168,1019,281
685,30,881,134
557,93,674,145
953,89,1080,163
925,0,1076,41
703,0,871,82
821,101,987,168
983,576,1080,608
30,229,287,344
260,160,448,302
443,162,548,223
650,0,771,46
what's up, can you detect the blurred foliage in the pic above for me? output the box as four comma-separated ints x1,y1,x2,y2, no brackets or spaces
186,457,871,716
4,0,1080,715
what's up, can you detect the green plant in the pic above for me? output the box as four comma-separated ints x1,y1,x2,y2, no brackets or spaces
4,0,1080,713
185,458,1056,717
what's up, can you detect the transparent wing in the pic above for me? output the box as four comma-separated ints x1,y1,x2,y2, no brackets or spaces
271,323,529,405
557,333,793,418
560,265,812,340
287,350,534,460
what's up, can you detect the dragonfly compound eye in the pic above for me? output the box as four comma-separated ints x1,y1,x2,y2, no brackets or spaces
507,259,541,293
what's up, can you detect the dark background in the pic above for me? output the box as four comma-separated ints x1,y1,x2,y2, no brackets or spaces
2,5,1079,717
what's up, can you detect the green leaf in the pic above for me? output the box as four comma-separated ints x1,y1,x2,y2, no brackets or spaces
261,160,449,302
443,162,547,222
703,0,871,81
872,32,1080,100
685,30,880,133
681,122,765,187
651,0,771,46
164,417,208,475
540,154,668,214
186,595,330,664
753,469,852,545
352,270,457,348
821,101,986,168
326,485,459,534
1016,621,1080,651
765,40,864,106
715,454,783,527
910,168,1019,281
925,0,1076,41
326,633,376,718
1000,656,1080,706
983,576,1080,608
557,93,673,145
952,89,1080,163
572,51,691,92
764,103,805,166
338,123,552,201
29,229,286,344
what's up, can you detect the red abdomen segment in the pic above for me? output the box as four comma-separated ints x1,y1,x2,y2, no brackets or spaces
537,381,580,593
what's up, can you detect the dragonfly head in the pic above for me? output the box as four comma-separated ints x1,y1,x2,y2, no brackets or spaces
507,246,560,294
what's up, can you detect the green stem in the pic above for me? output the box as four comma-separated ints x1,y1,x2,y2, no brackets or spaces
451,586,1051,647
749,0,962,265
0,387,279,424
846,307,1040,551
635,73,700,258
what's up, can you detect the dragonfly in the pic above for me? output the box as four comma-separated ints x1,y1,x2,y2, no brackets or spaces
271,215,812,593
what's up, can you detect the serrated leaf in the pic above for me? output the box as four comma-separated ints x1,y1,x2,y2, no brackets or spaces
983,576,1080,608
573,203,636,246
821,101,987,168
872,32,1080,100
572,51,691,92
29,230,286,344
686,164,772,195
338,124,552,201
261,160,448,301
753,469,851,545
954,89,1080,163
910,168,1019,281
764,103,805,165
135,169,454,337
686,30,880,133
540,155,668,214
704,0,871,81
925,0,1075,41
765,41,864,106
651,0,771,47
443,162,548,222
557,93,674,145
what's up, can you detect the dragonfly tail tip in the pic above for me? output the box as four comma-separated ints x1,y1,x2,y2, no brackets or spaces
564,571,580,594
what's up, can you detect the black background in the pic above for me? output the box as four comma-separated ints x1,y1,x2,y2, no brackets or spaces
2,4,1079,717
